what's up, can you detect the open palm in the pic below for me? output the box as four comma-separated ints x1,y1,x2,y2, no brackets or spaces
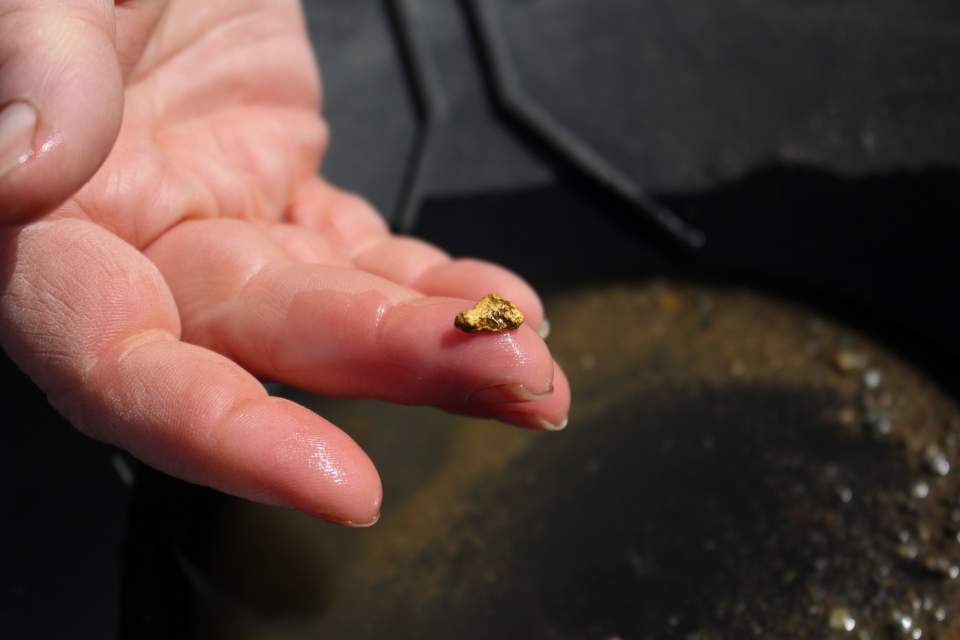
0,0,568,526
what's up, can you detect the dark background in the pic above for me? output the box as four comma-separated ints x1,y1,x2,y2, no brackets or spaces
3,0,959,637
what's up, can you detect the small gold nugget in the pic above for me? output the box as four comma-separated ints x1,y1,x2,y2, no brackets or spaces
454,293,524,333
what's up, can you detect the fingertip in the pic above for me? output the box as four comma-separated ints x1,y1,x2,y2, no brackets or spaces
493,362,571,431
342,510,382,528
443,360,572,432
420,306,556,400
248,398,384,527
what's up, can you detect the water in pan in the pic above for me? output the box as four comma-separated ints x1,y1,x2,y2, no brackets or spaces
161,282,960,639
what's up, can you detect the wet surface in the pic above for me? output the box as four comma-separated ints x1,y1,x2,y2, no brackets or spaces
130,282,960,639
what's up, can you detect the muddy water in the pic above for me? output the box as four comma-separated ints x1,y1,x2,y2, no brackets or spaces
175,283,960,639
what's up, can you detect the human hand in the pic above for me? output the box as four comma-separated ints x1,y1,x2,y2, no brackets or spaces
0,0,569,526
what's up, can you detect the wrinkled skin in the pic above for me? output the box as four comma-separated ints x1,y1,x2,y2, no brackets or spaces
0,0,569,526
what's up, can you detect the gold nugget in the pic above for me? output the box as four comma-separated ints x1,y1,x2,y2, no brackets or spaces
454,293,524,333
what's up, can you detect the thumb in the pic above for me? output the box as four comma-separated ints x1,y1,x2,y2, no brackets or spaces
0,0,122,224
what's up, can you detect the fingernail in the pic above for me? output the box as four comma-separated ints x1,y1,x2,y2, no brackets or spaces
468,383,554,404
343,512,381,528
0,101,38,178
537,415,568,432
538,318,551,339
